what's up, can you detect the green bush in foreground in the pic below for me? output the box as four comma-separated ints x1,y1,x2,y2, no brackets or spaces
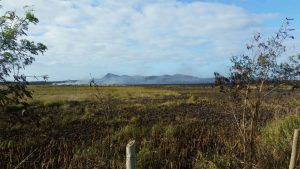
258,114,300,168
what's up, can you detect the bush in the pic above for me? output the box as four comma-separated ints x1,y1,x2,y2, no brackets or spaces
193,151,217,169
164,125,182,139
258,114,300,168
137,146,159,168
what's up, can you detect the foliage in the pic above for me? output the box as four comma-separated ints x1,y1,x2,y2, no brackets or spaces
258,114,300,168
0,6,47,108
193,151,217,169
214,19,300,168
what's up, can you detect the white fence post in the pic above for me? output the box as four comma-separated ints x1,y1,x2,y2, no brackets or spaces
126,140,136,169
289,129,300,169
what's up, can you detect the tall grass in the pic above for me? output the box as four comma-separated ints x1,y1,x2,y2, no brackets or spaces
258,114,300,168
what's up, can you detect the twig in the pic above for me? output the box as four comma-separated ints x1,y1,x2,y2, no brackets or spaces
14,148,38,169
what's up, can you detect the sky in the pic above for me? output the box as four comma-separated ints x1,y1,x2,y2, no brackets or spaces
1,0,300,80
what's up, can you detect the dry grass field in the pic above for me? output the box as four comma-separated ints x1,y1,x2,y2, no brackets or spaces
0,85,300,168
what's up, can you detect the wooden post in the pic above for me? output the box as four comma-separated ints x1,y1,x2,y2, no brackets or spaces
126,140,136,169
289,129,300,169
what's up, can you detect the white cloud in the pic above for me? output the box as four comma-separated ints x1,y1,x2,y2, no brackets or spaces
1,0,279,80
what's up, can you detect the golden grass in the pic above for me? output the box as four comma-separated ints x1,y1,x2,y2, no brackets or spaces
28,85,180,104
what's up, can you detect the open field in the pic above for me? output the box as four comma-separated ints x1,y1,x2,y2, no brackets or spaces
28,85,181,103
1,85,300,168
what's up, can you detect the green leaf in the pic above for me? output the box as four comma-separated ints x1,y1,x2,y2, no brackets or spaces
25,11,38,24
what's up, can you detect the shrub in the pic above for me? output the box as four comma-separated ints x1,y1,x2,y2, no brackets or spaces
193,151,217,169
258,114,300,168
164,125,182,139
137,146,159,168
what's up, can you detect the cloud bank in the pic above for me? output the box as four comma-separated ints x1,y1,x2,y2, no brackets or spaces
1,0,278,80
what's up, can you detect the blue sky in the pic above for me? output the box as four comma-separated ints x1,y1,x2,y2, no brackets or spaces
2,0,300,80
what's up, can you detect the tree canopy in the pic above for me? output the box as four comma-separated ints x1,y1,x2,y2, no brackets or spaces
0,7,47,108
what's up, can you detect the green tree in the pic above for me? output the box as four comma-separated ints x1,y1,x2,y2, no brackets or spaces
0,6,47,109
214,19,300,168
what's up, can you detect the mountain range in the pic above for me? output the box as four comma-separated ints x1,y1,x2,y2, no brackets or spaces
53,73,214,85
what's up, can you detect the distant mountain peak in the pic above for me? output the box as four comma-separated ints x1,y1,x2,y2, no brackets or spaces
103,73,119,78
